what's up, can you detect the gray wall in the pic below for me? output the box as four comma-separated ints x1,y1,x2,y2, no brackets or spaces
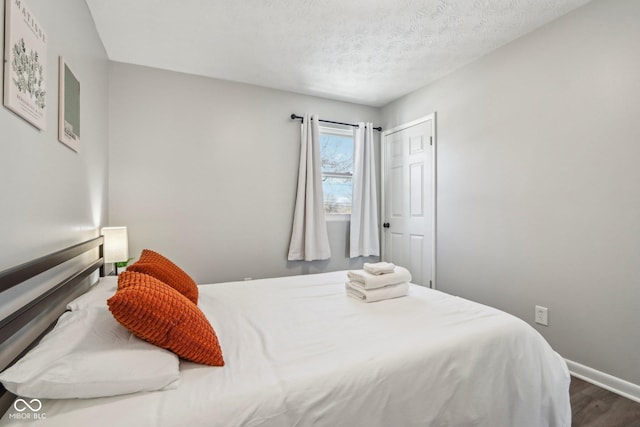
382,0,640,386
108,62,381,284
0,0,109,316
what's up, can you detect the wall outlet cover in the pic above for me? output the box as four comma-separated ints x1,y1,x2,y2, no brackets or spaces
535,305,548,326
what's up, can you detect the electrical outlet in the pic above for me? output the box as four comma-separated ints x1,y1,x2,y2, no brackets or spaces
535,306,548,326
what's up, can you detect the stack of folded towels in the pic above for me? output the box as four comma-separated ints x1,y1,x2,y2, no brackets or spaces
346,262,412,303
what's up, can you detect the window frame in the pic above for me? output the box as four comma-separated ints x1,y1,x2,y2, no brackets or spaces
318,125,354,221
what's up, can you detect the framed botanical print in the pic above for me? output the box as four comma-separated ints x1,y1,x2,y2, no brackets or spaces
3,0,48,130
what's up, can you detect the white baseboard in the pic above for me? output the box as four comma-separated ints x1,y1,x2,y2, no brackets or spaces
566,358,640,403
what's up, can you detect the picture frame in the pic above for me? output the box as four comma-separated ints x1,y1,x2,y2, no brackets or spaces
3,0,48,130
58,57,80,151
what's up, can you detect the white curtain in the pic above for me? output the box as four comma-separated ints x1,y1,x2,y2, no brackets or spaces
287,114,331,261
350,123,379,257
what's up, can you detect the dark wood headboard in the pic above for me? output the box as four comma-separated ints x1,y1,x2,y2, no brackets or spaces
0,236,104,415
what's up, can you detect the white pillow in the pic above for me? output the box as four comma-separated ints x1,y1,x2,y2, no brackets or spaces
0,307,180,399
66,276,118,311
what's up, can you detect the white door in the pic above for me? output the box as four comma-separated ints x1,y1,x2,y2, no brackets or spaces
381,115,436,287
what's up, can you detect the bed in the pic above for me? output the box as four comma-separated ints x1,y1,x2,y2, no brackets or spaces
0,238,571,426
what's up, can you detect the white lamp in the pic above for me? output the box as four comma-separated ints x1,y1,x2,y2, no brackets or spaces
101,226,129,274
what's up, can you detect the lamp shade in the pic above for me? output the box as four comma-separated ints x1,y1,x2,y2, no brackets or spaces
102,226,129,263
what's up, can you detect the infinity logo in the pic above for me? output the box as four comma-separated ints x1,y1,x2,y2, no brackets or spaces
13,398,42,412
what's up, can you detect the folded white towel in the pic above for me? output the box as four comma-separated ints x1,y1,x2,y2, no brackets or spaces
347,266,412,289
363,262,396,275
345,281,409,303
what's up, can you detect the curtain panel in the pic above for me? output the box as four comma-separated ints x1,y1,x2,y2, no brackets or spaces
287,114,331,261
350,122,379,257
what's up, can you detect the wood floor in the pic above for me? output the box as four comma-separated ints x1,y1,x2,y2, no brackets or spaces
571,376,640,427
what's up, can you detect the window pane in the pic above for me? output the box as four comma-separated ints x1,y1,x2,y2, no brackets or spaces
320,133,353,175
320,128,353,215
323,176,352,214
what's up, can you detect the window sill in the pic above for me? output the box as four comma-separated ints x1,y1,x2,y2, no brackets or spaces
326,214,351,222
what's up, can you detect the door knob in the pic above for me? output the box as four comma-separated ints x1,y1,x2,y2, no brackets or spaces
383,222,390,228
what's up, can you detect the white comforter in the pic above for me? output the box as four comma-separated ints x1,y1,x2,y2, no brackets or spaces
1,271,571,427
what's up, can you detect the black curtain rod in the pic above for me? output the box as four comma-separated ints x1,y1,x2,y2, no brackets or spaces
290,114,382,132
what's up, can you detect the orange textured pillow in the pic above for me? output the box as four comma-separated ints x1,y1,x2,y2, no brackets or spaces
108,271,224,366
127,249,198,304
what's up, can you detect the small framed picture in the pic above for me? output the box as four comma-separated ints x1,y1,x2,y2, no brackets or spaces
58,57,80,151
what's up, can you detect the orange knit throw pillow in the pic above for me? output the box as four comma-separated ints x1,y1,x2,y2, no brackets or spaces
127,249,198,304
109,272,224,366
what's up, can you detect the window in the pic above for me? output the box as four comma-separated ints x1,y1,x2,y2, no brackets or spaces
319,126,354,216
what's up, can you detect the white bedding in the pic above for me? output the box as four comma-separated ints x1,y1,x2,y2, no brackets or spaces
1,271,571,427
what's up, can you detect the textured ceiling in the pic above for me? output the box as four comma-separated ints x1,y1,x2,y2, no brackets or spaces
85,0,591,107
